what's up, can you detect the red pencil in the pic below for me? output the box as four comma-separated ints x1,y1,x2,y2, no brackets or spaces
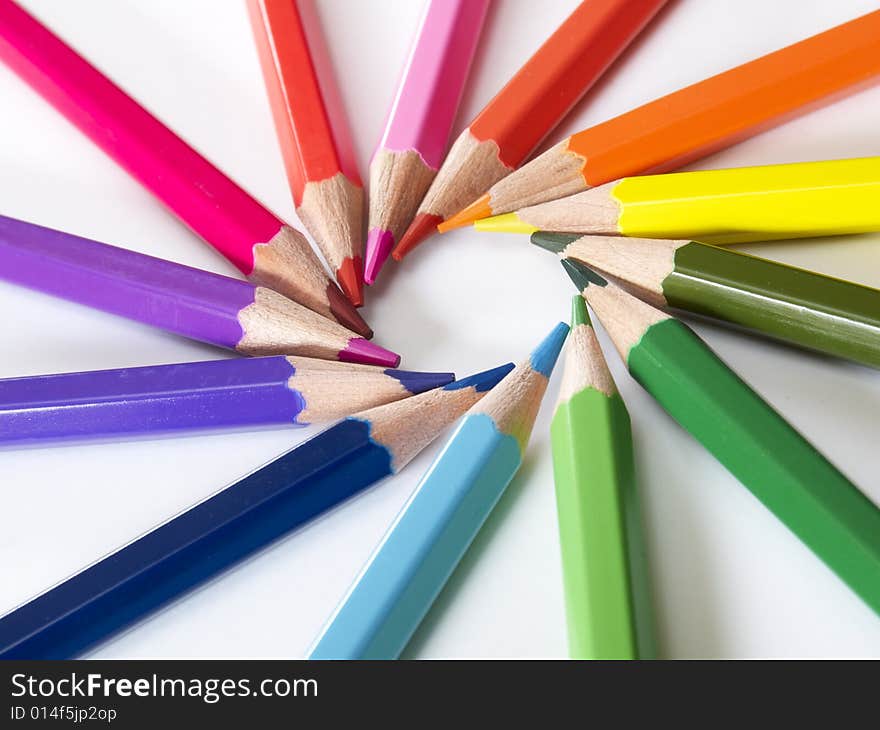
249,0,366,307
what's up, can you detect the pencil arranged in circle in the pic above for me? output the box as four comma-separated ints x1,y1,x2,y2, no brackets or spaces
551,296,654,660
363,0,489,284
0,356,454,447
446,9,880,228
479,157,880,243
0,363,512,659
0,0,370,336
248,0,365,306
310,322,568,660
0,215,398,366
562,259,880,618
392,0,668,260
536,231,880,369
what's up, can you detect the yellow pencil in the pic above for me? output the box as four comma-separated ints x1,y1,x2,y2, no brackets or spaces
475,157,880,244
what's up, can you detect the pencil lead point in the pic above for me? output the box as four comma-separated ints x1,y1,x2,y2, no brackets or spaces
363,229,394,285
327,284,373,338
446,363,515,392
439,194,492,232
336,257,364,307
340,339,400,368
530,231,579,253
393,214,442,260
530,322,569,378
386,370,456,394
571,295,591,328
561,258,607,292
474,213,537,234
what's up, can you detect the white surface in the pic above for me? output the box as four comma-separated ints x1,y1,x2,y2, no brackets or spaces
1,0,879,659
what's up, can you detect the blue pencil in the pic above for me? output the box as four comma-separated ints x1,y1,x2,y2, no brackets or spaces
0,356,454,446
309,323,569,659
0,363,512,659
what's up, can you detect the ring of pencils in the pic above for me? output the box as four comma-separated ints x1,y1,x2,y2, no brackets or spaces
1,0,879,661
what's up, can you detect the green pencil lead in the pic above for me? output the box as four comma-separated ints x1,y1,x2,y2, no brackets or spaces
561,257,607,291
571,294,591,328
530,231,580,254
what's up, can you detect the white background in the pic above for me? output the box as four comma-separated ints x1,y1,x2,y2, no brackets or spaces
1,0,879,659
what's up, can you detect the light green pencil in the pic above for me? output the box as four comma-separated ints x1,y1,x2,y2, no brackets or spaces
550,295,655,659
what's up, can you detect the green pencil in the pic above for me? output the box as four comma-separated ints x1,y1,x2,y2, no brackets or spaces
550,295,655,660
535,232,880,369
562,258,880,617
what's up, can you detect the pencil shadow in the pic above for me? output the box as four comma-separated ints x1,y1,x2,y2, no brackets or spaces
627,408,729,659
400,452,542,659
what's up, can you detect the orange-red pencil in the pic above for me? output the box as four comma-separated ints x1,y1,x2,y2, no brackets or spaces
392,0,667,261
444,9,880,229
249,0,365,306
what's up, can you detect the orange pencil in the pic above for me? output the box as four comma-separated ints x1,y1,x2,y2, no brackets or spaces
249,0,365,306
392,0,667,261
444,9,880,229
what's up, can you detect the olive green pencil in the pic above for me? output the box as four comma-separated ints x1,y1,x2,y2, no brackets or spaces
535,232,880,369
550,295,655,659
562,258,880,617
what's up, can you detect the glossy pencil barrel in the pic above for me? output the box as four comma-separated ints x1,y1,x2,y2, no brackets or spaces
631,319,880,616
0,420,392,660
310,415,524,659
0,358,455,445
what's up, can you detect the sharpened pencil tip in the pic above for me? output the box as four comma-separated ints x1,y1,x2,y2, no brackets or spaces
446,362,515,392
386,370,455,394
530,231,580,253
561,258,607,291
571,295,590,328
340,339,401,368
393,213,442,260
474,213,537,234
439,194,492,232
530,322,569,378
363,229,394,285
336,257,364,307
327,284,373,338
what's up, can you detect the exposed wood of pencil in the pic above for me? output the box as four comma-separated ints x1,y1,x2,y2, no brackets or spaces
445,9,880,226
248,0,365,306
401,0,668,247
0,0,369,333
569,269,880,619
551,232,880,368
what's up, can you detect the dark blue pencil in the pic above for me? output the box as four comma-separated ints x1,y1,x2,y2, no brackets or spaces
0,363,513,659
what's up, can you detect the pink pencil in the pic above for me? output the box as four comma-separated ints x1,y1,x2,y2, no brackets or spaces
363,0,489,285
0,0,371,338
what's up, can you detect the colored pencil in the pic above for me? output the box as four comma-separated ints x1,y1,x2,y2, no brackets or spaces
0,215,398,366
0,363,512,659
0,356,454,446
0,0,370,336
444,10,880,229
392,0,667,260
363,0,489,284
477,157,880,243
536,231,880,369
563,259,880,618
248,0,366,306
550,296,654,659
309,322,568,660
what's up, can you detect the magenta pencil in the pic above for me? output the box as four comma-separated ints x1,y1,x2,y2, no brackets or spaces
0,0,371,337
363,0,488,284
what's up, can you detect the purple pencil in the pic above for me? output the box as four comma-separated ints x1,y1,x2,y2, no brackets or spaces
0,356,454,446
0,215,399,366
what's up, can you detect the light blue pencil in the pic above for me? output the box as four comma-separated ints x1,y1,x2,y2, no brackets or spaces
309,322,569,659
